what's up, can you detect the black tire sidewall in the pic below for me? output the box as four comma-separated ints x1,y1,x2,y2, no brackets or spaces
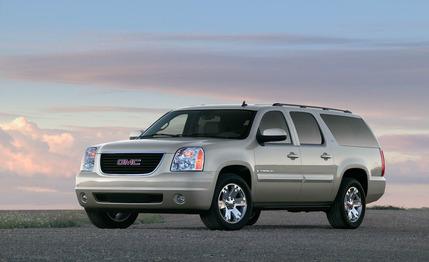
247,209,261,226
86,209,138,229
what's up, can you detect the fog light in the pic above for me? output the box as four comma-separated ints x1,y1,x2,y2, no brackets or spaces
80,192,88,203
173,194,186,205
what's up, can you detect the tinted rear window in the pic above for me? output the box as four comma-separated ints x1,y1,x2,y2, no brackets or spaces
321,114,379,147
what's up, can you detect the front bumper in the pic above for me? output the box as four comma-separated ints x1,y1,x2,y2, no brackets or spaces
75,170,216,211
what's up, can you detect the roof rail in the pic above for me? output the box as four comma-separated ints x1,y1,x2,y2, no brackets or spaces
272,103,352,114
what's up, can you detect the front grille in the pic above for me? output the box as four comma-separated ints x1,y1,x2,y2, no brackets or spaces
100,153,163,174
94,193,163,203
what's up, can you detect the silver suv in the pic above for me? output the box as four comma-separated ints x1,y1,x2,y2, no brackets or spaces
76,103,386,230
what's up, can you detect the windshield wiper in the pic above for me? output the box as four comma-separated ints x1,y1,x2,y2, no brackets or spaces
183,134,224,139
140,133,182,138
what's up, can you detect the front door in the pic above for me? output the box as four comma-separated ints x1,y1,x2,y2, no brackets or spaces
254,111,303,203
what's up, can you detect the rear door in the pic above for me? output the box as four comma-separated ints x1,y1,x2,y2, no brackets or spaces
290,111,335,202
254,110,303,203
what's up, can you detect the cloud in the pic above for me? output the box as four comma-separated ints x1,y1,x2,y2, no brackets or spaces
0,117,76,177
44,105,169,114
0,112,19,118
379,134,429,152
0,117,131,177
378,134,429,184
0,172,78,209
117,32,360,46
42,133,74,154
369,183,429,208
17,186,58,193
0,47,428,120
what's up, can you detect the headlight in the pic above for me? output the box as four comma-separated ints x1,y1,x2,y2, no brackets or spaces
81,147,98,171
171,147,204,172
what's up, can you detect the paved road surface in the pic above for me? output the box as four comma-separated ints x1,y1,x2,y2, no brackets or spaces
1,210,428,261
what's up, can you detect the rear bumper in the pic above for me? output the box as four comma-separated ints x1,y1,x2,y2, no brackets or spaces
366,176,386,203
75,170,216,211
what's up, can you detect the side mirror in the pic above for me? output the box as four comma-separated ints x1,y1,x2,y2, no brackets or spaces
129,130,145,140
257,128,287,144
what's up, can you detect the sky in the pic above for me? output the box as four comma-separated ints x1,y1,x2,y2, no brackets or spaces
0,0,428,209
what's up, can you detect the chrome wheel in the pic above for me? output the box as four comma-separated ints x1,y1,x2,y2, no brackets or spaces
218,183,247,224
344,187,362,223
106,211,132,223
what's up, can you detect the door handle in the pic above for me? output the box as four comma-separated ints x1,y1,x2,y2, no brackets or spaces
287,152,299,160
321,152,332,160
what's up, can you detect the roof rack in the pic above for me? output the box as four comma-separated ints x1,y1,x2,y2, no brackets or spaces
272,103,352,114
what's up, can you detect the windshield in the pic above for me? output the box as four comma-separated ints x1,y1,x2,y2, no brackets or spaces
142,109,256,139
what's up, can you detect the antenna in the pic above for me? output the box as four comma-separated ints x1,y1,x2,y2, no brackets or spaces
241,100,247,107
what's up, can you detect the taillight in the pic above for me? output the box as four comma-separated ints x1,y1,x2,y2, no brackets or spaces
380,149,385,176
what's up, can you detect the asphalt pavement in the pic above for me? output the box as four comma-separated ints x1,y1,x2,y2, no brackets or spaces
1,209,428,261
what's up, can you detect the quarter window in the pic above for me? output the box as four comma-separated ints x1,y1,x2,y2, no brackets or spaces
290,112,323,145
321,114,379,147
258,111,292,144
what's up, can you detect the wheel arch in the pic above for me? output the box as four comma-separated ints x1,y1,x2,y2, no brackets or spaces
216,162,254,189
340,166,369,196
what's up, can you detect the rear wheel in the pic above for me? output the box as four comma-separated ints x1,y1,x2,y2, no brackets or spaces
327,178,366,229
85,209,138,229
200,174,253,230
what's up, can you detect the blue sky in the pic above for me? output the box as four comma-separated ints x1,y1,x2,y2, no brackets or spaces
2,1,429,37
0,1,429,208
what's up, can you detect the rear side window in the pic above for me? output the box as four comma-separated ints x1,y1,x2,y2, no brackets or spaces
321,114,379,148
290,112,323,145
259,111,292,144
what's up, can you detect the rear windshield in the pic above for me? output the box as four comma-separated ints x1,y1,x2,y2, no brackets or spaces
321,114,379,148
142,109,256,139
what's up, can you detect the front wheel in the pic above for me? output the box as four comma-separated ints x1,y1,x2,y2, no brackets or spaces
327,178,366,229
85,209,138,229
200,174,253,230
247,209,261,226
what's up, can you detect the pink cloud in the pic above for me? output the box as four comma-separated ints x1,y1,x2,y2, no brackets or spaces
0,117,132,177
44,105,169,114
377,134,429,184
42,133,74,154
0,47,428,117
0,117,77,177
17,186,58,193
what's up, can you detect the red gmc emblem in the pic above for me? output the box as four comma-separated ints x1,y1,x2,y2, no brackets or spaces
116,159,142,166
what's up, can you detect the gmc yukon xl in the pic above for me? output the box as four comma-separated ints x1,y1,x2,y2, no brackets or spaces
76,103,386,230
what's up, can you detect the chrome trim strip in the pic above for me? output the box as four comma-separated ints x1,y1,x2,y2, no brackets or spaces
257,173,303,182
99,150,167,154
304,174,334,182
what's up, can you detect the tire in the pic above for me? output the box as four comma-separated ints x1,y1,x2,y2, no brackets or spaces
327,178,366,229
247,209,261,226
85,209,138,229
200,173,253,230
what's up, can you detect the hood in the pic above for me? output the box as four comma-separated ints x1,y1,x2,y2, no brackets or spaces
97,138,231,154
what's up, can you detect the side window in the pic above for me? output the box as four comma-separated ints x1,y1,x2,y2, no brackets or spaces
258,111,292,144
290,112,323,145
321,114,379,147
